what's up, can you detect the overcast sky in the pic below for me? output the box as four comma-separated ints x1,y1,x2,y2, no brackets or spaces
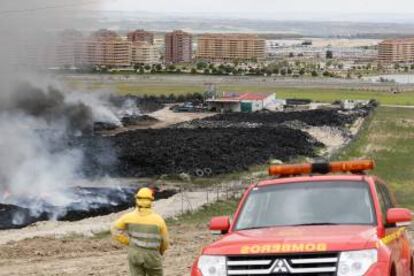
102,0,414,15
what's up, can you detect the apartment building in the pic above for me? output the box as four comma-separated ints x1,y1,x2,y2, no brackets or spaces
378,38,414,64
132,42,160,64
127,29,154,44
164,30,192,63
197,33,265,62
55,30,85,67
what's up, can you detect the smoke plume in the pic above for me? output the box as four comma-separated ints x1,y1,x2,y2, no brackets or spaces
0,0,124,218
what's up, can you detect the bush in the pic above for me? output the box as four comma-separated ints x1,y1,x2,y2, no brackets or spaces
196,61,208,70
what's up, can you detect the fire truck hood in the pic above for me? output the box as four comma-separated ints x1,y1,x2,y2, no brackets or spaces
203,225,378,255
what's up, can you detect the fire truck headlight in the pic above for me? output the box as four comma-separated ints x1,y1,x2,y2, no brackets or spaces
338,249,377,276
197,255,226,276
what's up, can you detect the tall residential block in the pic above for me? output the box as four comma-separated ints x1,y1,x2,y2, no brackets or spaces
127,29,154,45
164,30,192,63
378,38,414,64
86,30,132,67
197,33,265,62
55,29,85,67
132,42,160,64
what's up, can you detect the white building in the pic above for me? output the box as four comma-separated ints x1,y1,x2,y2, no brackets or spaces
207,92,276,113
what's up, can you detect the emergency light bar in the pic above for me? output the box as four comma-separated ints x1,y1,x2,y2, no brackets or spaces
268,160,375,176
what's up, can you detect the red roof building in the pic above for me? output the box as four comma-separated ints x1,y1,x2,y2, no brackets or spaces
206,92,276,112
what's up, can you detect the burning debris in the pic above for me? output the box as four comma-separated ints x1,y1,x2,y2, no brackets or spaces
0,81,142,229
0,187,177,230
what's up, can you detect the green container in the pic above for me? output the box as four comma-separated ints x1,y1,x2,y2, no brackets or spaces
241,102,252,113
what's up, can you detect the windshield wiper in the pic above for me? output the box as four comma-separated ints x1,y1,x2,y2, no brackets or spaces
238,222,341,230
289,222,340,226
238,226,269,231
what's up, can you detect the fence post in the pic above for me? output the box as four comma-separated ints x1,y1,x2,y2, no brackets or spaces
181,183,184,215
206,188,209,203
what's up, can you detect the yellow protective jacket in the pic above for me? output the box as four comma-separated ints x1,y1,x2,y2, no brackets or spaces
111,207,169,255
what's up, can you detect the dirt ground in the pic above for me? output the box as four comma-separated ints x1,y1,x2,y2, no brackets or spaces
107,106,215,135
0,222,214,276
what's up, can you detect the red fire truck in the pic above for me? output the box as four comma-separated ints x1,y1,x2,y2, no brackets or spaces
191,160,413,276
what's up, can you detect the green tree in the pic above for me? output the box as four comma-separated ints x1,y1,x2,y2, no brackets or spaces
393,63,400,70
155,64,162,71
168,64,176,71
272,68,280,75
191,68,197,74
326,50,333,59
311,70,318,77
299,68,306,75
144,65,151,70
196,61,208,70
323,71,331,77
204,68,210,74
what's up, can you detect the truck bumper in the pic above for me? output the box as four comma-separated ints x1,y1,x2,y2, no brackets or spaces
364,261,390,275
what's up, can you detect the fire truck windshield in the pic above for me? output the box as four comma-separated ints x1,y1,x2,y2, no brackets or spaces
235,181,376,230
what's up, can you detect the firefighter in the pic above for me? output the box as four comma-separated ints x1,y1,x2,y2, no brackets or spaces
111,187,169,276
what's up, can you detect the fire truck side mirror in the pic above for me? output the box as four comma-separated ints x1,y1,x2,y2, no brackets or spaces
209,216,230,234
386,208,412,226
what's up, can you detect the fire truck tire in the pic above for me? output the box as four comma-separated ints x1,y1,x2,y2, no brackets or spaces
390,264,396,276
411,257,414,276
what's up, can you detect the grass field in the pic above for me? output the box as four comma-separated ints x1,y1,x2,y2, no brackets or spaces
222,87,414,106
338,106,414,209
69,80,414,105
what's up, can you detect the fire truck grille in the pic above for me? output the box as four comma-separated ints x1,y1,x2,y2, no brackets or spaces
226,252,339,276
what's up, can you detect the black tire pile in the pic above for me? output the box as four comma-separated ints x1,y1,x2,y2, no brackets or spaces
81,104,377,178
94,127,322,177
205,109,362,127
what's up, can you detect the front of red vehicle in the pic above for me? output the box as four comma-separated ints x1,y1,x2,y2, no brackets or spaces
191,168,412,276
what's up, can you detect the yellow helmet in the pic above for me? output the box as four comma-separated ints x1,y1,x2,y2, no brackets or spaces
136,187,154,201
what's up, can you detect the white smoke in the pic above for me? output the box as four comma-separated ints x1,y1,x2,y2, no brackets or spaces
0,0,128,221
66,91,123,126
